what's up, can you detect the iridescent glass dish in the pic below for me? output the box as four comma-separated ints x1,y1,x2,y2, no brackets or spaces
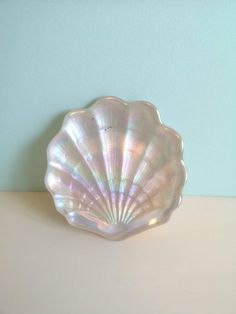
45,96,186,240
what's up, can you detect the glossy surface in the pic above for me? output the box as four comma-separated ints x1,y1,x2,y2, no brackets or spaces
45,97,186,240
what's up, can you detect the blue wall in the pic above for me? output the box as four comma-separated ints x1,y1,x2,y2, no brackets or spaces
0,1,235,195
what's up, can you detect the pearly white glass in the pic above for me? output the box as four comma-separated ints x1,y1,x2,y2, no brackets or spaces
45,96,186,240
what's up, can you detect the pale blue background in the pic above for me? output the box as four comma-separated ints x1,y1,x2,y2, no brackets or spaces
0,1,235,195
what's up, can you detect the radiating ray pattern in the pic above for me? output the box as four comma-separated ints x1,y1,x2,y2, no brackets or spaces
45,96,186,240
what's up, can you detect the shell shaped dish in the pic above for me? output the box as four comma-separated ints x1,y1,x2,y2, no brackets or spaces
45,97,186,240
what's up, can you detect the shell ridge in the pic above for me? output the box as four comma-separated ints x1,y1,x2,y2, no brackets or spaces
127,160,186,224
120,134,156,223
54,194,109,222
117,110,143,222
47,163,112,223
112,108,130,223
120,134,162,223
63,124,114,223
123,195,153,224
111,106,134,223
89,106,118,223
90,98,131,223
46,128,112,220
125,158,182,221
118,102,160,223
122,129,184,223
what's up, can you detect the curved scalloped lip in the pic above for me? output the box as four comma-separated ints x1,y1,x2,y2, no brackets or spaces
45,96,187,240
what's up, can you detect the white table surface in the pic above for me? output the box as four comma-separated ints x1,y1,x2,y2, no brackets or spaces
0,193,235,314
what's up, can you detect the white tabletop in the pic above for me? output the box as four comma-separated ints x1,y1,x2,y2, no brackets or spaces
0,193,235,314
